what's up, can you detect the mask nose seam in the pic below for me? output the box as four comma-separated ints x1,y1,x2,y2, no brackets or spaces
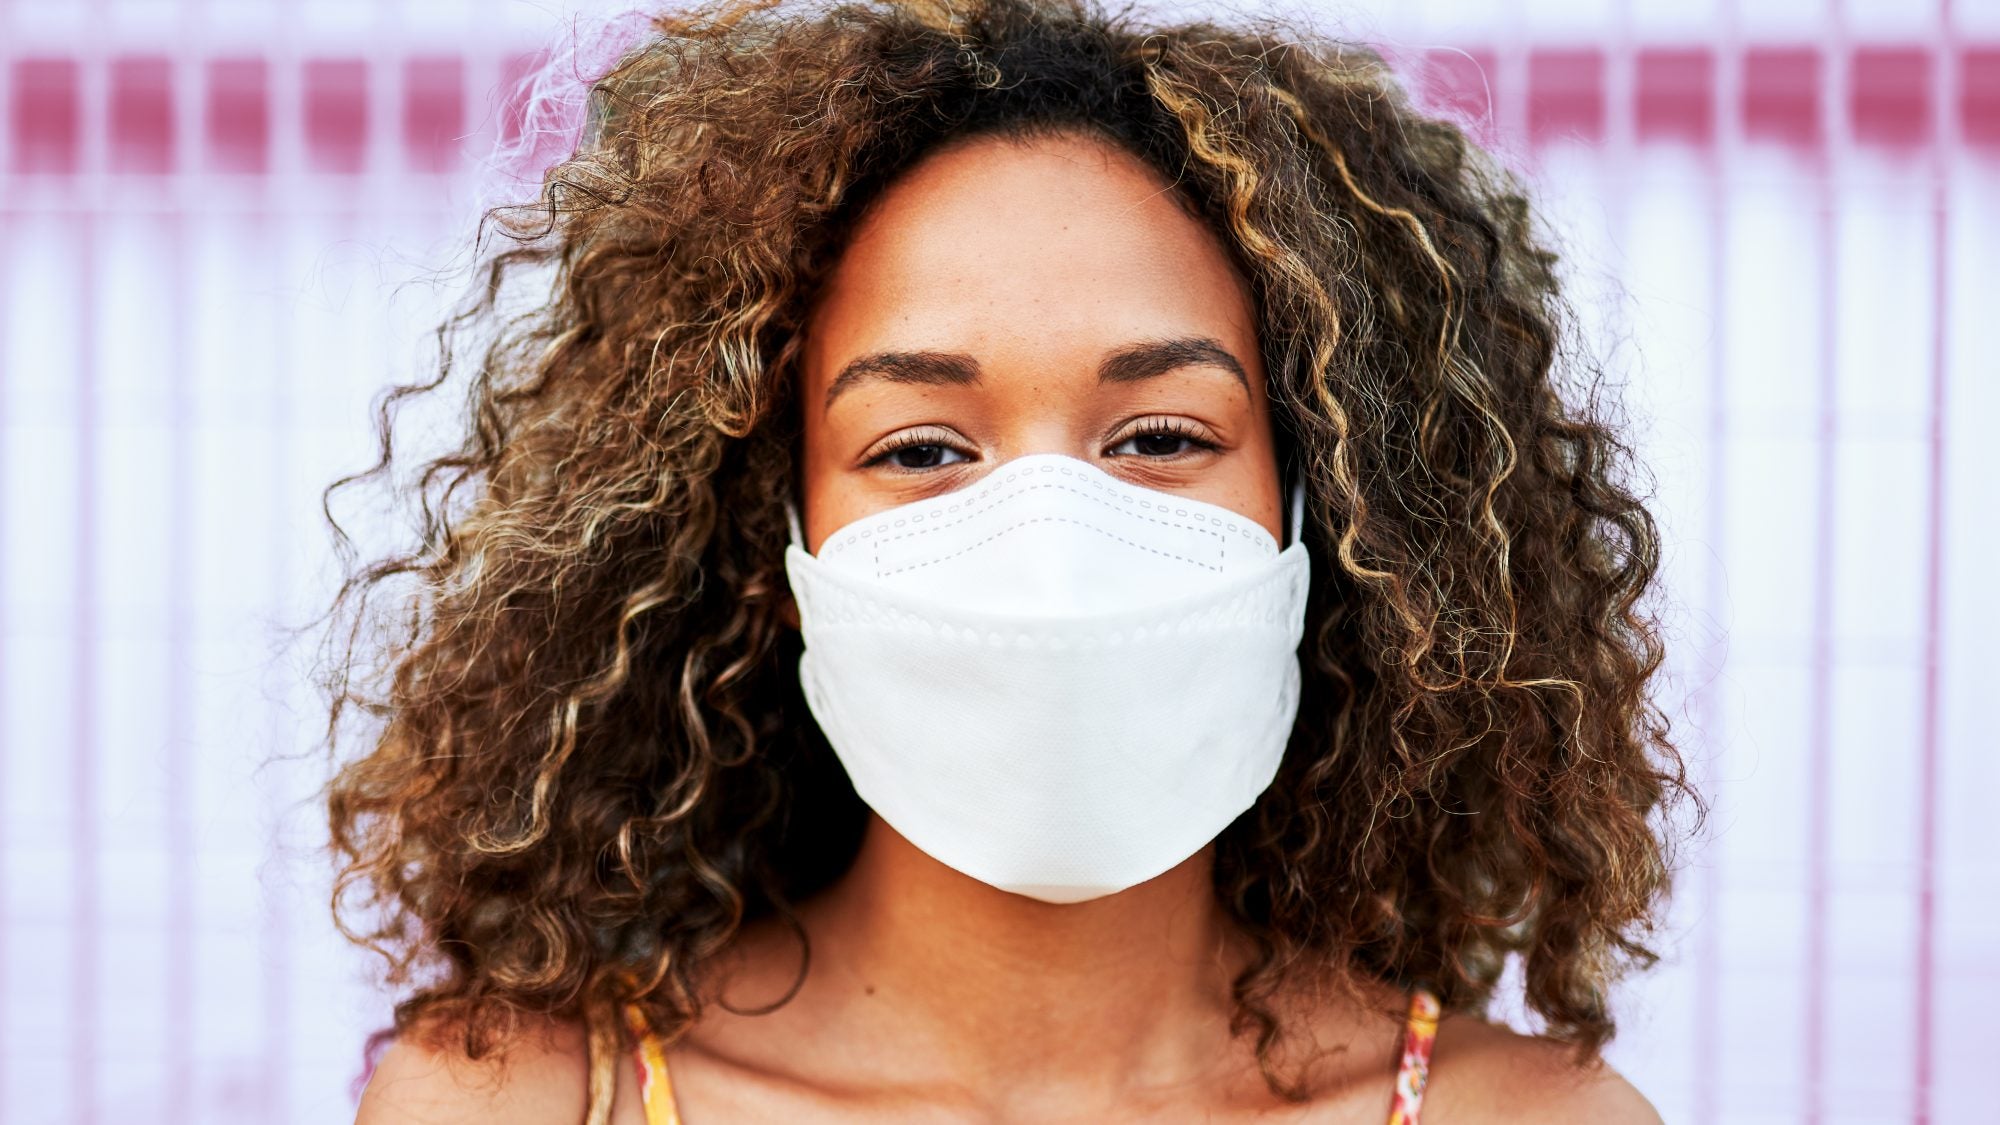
875,513,1229,578
858,479,1238,574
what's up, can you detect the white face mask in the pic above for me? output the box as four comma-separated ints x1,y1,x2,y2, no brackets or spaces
783,453,1310,904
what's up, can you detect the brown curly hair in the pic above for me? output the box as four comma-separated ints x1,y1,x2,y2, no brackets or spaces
317,0,1699,1118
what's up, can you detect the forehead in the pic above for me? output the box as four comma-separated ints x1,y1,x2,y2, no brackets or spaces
801,130,1260,385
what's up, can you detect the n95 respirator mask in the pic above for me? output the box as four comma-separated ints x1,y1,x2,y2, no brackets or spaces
782,452,1310,904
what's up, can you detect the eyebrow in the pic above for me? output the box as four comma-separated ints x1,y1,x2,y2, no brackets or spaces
821,335,1251,412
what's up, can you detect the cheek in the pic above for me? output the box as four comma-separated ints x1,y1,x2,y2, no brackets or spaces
796,400,843,552
797,452,866,555
1219,457,1284,545
1214,397,1282,542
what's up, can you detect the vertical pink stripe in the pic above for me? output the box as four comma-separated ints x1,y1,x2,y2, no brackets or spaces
163,208,193,1125
1911,68,1949,1125
1690,17,1738,1120
1692,133,1726,1125
254,201,290,1124
72,210,100,1125
1803,15,1845,1122
1802,141,1835,1125
1908,166,1945,1125
1910,17,1953,1125
0,207,11,1125
263,34,297,1121
81,35,109,1101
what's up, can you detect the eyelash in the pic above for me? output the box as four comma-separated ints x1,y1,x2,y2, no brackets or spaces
860,426,966,472
1108,416,1218,459
860,417,1218,472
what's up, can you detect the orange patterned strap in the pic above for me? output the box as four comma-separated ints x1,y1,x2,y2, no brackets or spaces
1385,983,1442,1125
623,1003,684,1125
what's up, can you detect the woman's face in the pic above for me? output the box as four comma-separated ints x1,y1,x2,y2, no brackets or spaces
797,129,1282,552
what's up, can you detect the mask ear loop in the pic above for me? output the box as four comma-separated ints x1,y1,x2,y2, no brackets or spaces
1285,463,1307,549
783,494,806,550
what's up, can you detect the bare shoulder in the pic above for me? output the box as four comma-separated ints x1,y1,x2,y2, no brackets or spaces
1422,1012,1662,1124
353,1009,591,1125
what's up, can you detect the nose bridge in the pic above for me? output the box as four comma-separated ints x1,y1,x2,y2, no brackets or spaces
996,418,1094,463
993,393,1108,467
965,329,1109,464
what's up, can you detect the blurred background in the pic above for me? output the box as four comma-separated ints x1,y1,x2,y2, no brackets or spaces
1,0,1994,1121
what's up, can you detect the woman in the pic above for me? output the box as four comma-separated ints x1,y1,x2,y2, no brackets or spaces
332,0,1695,1120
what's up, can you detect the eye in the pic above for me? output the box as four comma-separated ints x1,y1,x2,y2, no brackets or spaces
1106,417,1219,459
861,427,974,473
883,442,967,470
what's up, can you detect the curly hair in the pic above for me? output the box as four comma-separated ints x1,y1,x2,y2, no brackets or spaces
318,0,1699,1118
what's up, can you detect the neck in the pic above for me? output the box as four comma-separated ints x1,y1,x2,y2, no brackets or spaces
794,814,1252,1092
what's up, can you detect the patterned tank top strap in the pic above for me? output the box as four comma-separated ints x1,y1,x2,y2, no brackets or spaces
621,1001,684,1125
1385,981,1442,1125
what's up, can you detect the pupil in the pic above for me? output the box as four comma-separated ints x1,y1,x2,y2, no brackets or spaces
896,444,943,468
1136,432,1182,456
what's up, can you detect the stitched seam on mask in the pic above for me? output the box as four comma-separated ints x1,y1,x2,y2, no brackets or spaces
874,514,1227,577
884,482,1227,545
836,480,1246,563
814,559,1302,631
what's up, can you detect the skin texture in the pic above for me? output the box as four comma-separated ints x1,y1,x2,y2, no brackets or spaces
358,129,1660,1125
797,131,1282,550
358,1005,1663,1125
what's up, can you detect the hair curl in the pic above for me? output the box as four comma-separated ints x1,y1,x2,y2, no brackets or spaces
319,0,1700,1118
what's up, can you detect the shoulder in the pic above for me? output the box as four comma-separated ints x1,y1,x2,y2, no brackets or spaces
1422,1011,1662,1124
353,1009,592,1125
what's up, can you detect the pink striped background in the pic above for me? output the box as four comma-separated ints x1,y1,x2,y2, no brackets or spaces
0,1,1994,1122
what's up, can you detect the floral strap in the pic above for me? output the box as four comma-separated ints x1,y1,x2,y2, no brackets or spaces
1385,983,1442,1124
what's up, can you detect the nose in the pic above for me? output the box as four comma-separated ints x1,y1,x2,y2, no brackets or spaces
981,415,1101,470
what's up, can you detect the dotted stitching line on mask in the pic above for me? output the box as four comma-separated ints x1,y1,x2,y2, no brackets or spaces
870,482,1227,548
824,477,1248,563
875,513,1226,577
802,552,1309,634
